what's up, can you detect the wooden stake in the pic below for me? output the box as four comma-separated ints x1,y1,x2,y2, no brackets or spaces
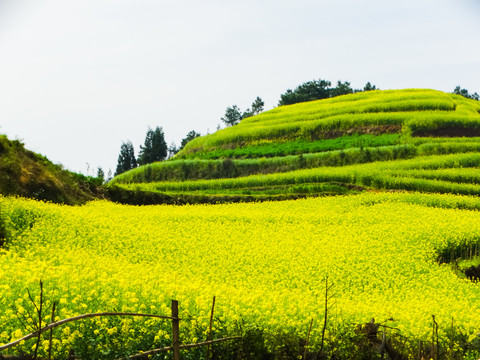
206,296,216,360
172,300,180,360
431,315,438,360
303,318,313,360
317,276,331,359
33,281,44,360
48,302,56,360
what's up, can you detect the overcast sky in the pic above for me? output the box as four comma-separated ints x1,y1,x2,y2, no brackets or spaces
0,0,479,176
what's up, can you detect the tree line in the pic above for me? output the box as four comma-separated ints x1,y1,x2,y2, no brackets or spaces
220,80,378,127
114,127,201,176
277,79,377,106
453,85,479,101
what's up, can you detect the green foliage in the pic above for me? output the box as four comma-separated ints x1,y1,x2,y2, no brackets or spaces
453,85,479,101
278,78,376,106
137,126,168,165
251,96,265,115
278,79,331,106
116,152,480,201
0,198,43,248
0,135,103,204
180,130,201,150
222,105,243,127
329,80,355,98
241,97,265,119
182,134,402,160
96,167,105,183
112,142,417,184
222,97,265,126
363,82,377,91
115,140,137,176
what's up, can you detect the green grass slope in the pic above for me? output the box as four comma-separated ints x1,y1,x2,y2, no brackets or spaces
110,89,480,204
0,135,104,204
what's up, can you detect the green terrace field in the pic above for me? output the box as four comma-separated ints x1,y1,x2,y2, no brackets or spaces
178,88,480,154
110,89,480,203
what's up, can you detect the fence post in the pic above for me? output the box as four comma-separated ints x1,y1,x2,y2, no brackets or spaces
172,300,180,360
206,296,216,360
48,301,56,360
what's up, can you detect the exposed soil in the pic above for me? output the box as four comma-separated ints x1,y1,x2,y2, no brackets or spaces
464,265,480,281
412,127,480,137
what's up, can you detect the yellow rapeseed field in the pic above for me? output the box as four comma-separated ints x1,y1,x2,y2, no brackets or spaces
1,192,480,357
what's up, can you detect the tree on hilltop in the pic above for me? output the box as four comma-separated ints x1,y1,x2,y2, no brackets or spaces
363,82,378,91
115,141,137,176
97,167,105,182
278,78,379,106
168,142,179,159
221,97,265,126
329,81,354,98
221,105,243,126
453,85,479,101
278,79,332,106
138,126,168,165
251,96,265,115
180,130,201,150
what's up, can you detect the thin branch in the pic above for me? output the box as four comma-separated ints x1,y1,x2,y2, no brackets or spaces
303,319,314,360
13,310,35,333
48,302,56,360
33,281,44,359
317,276,330,360
378,324,401,332
26,288,40,315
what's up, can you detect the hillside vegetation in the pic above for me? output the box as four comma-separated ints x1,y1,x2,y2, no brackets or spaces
0,135,104,205
110,89,480,204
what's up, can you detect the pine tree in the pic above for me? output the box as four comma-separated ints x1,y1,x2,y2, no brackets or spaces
221,105,243,126
251,96,264,115
137,126,168,165
115,141,137,176
180,130,201,150
453,85,479,101
96,167,105,182
363,82,377,91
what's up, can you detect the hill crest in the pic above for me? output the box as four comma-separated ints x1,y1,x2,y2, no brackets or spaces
0,135,104,204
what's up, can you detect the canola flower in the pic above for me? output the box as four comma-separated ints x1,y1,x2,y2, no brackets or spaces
2,193,480,357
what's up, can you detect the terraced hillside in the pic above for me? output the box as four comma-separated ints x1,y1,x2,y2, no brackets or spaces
110,89,480,204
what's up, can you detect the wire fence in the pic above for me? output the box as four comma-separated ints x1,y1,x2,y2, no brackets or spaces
0,297,240,360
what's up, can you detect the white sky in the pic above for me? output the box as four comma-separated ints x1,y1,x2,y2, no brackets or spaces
0,0,479,175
